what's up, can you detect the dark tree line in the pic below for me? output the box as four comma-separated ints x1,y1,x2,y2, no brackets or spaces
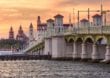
0,39,28,50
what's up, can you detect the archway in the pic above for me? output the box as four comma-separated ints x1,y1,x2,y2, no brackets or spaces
75,38,83,58
65,39,74,58
85,38,94,59
96,37,107,60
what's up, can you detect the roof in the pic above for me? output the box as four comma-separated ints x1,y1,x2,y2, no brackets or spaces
47,19,54,22
92,14,101,18
54,14,64,18
80,19,89,22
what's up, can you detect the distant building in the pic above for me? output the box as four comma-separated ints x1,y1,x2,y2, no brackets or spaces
29,23,35,42
16,25,29,42
9,26,14,40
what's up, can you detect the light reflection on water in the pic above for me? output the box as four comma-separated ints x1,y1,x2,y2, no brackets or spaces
0,60,110,78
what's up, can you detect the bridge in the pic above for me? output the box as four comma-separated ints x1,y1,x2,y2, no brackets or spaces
22,25,110,63
21,3,110,63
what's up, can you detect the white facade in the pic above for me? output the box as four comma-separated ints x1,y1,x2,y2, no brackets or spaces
52,36,66,58
44,38,52,55
54,14,63,26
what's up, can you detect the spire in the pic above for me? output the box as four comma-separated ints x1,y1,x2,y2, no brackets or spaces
29,23,34,42
30,22,33,28
18,25,23,34
37,16,41,25
9,26,14,39
9,26,13,32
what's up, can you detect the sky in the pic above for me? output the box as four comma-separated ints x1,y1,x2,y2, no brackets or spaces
0,0,110,38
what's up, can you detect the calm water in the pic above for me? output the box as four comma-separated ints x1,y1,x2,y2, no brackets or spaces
0,60,110,78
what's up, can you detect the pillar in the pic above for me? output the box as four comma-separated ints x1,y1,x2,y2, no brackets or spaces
52,36,65,59
44,38,52,55
92,44,99,60
73,42,78,59
81,43,88,59
105,45,110,61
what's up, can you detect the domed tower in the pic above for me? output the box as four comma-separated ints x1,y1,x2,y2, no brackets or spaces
54,14,64,26
92,14,102,26
9,26,14,40
29,23,34,42
80,18,89,27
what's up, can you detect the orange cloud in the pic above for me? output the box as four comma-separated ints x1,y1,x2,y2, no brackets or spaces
0,0,110,38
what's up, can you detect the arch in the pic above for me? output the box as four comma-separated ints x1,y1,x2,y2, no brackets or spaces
68,36,74,42
84,37,94,59
76,37,83,42
65,36,74,58
84,36,94,43
85,38,94,43
95,36,107,60
95,36,108,44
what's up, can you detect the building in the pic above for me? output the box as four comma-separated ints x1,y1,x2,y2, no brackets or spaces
16,25,28,41
29,23,35,42
9,26,14,40
36,14,72,40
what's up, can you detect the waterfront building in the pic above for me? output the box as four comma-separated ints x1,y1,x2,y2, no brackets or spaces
36,14,72,40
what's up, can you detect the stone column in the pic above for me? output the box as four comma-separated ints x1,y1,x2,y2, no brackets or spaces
81,43,88,59
44,38,52,55
52,36,66,59
92,44,99,60
105,45,110,61
73,42,78,59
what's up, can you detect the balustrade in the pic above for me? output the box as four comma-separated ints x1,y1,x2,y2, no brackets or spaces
44,25,110,38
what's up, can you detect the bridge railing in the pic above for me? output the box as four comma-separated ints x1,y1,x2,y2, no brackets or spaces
44,25,110,38
23,25,110,53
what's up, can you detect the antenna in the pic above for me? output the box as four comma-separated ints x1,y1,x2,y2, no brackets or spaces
69,13,72,26
100,0,103,26
73,8,75,26
77,10,80,27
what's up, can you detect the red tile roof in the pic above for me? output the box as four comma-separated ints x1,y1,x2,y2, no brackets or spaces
54,14,64,18
92,14,101,18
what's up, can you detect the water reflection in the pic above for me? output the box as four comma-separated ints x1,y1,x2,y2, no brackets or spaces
0,60,110,78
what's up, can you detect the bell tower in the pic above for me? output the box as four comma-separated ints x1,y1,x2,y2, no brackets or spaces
29,23,34,42
9,26,14,40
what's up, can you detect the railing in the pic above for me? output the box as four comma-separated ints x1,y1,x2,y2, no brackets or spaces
44,26,110,37
23,25,110,53
21,38,44,53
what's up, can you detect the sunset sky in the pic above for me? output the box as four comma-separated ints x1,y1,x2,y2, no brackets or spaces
0,0,110,38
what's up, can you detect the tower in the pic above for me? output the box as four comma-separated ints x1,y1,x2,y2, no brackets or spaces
29,23,34,42
80,19,89,27
92,14,102,26
54,14,64,26
37,16,41,28
9,26,14,40
47,19,54,27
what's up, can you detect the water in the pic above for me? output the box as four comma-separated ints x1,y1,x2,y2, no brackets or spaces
0,60,110,78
